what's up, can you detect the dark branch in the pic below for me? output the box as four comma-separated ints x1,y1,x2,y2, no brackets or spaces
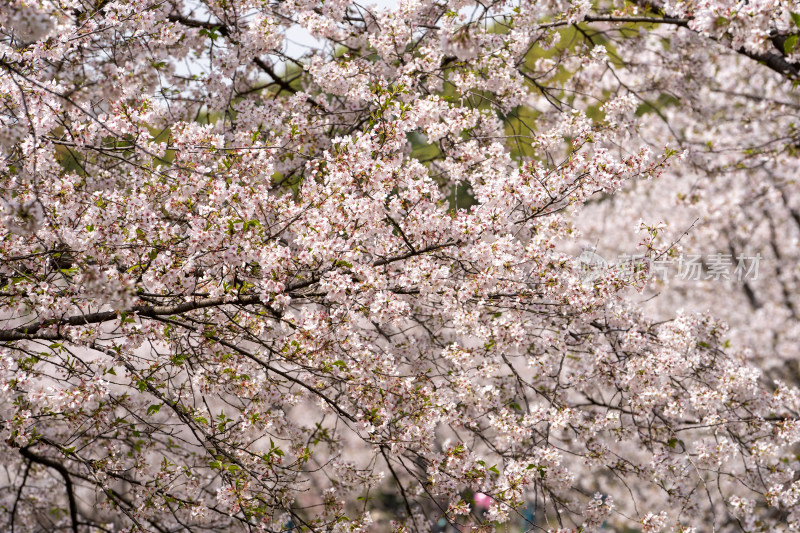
623,0,800,81
18,446,79,533
166,15,231,37
0,242,457,341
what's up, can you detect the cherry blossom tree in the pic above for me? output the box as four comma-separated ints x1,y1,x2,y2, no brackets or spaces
0,1,799,532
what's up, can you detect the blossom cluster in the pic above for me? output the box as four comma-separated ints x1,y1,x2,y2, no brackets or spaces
0,1,798,532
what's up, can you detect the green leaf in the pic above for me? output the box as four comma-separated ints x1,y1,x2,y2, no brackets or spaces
791,12,800,29
147,404,162,416
199,27,222,41
785,35,799,55
667,438,685,449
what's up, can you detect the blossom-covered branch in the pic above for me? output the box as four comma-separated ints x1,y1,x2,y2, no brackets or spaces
0,1,799,532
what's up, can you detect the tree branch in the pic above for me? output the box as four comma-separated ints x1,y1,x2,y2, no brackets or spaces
166,15,231,37
0,242,457,341
18,446,79,533
623,0,800,81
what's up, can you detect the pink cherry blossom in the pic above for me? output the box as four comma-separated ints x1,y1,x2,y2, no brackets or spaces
0,0,798,531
